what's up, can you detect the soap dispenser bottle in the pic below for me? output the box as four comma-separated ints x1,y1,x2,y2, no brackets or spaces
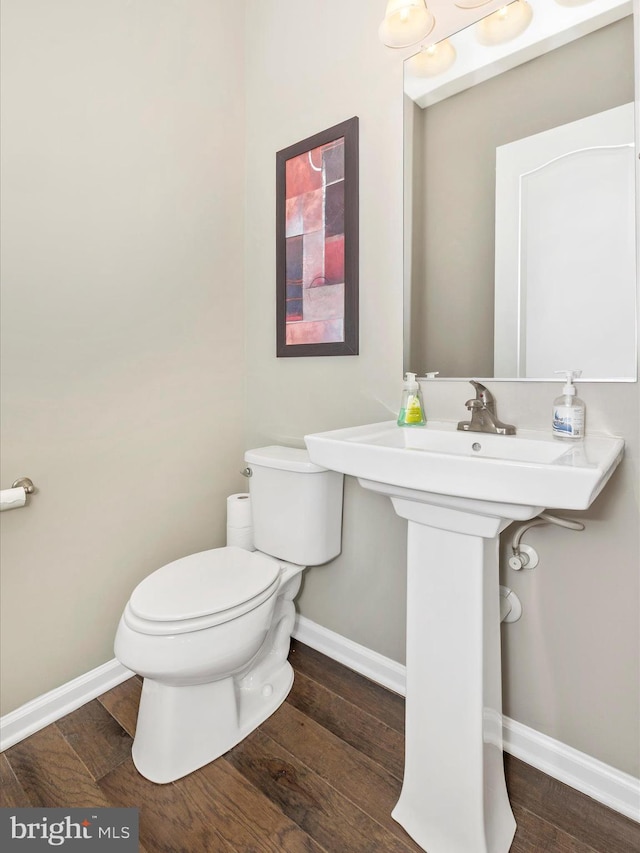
397,372,426,427
552,370,585,440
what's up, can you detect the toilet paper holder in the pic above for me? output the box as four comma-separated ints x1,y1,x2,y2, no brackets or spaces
12,477,35,494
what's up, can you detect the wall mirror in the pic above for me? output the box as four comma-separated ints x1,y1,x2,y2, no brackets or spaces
403,0,638,380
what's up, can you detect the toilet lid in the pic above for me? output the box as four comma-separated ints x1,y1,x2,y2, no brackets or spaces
129,547,280,622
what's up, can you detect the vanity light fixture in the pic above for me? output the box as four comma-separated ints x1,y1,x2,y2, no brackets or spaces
405,39,457,77
379,0,436,48
475,0,534,46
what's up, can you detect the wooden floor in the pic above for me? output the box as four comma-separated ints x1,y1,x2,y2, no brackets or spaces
2,640,638,852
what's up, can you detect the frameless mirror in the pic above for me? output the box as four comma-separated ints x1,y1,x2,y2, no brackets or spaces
404,0,638,380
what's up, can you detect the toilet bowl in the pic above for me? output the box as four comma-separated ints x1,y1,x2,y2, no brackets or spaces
114,446,343,783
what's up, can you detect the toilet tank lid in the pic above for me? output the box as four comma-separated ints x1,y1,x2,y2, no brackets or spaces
244,445,328,473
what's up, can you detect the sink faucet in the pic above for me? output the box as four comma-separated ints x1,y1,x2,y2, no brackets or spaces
457,381,516,435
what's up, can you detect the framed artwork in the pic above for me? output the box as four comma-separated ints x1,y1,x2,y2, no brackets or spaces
276,117,359,357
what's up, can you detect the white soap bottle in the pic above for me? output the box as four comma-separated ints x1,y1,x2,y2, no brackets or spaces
552,370,585,441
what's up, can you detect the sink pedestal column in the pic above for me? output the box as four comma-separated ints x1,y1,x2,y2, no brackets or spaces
389,496,517,853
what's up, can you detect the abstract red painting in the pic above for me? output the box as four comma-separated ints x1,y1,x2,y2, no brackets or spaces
276,117,359,356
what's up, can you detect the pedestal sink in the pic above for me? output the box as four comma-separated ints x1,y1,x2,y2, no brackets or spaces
304,420,624,853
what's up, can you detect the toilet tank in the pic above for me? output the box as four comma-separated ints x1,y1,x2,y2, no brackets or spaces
244,446,343,566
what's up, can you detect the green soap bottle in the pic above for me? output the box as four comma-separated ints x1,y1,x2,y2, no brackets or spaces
397,372,426,427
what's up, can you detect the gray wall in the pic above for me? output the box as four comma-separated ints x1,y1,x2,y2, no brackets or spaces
0,0,248,713
243,1,408,662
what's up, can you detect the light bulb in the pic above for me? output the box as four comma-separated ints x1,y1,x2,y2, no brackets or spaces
379,0,436,49
475,0,533,46
405,39,457,77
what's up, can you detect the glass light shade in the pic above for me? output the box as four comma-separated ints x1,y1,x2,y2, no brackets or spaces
379,0,436,49
553,0,597,5
475,1,533,46
406,39,457,77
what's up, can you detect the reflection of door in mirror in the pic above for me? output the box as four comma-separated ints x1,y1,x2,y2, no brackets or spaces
405,13,636,379
494,103,635,378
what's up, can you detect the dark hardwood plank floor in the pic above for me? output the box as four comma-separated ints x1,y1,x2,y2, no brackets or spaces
2,640,638,853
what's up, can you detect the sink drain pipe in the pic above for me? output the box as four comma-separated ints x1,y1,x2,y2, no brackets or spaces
509,511,585,571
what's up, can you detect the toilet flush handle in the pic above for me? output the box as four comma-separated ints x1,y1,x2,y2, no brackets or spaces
240,467,252,478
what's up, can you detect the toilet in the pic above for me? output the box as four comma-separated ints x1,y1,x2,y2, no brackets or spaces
114,446,343,784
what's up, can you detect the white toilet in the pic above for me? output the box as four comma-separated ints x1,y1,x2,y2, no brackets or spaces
114,446,343,784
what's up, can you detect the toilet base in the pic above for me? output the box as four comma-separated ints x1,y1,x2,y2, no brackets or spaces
125,567,303,783
131,659,294,783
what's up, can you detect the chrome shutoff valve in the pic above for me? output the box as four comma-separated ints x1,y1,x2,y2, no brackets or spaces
508,544,539,571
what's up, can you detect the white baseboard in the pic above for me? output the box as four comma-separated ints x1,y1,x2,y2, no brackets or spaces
2,618,638,823
0,659,134,752
293,614,640,823
502,717,640,822
293,613,407,696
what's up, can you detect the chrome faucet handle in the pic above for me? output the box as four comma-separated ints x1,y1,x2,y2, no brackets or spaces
465,398,483,411
469,380,495,409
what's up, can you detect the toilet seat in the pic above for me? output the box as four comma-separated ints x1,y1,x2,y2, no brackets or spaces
124,546,281,636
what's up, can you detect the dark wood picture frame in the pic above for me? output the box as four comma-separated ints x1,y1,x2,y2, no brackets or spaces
276,117,359,357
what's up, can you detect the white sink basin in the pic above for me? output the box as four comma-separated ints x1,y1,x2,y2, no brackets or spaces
305,420,624,511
